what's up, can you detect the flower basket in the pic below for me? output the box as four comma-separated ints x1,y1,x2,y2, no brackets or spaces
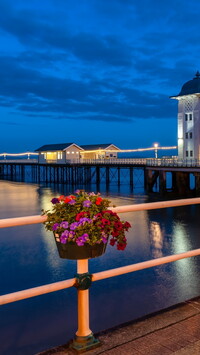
43,190,131,260
54,234,107,259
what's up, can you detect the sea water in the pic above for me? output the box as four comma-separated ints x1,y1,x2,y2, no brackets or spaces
0,179,200,355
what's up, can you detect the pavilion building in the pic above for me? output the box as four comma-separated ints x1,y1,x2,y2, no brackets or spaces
171,71,200,160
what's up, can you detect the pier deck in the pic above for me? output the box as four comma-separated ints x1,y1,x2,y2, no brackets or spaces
37,297,200,355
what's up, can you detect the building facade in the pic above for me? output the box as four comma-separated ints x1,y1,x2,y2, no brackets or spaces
171,71,200,160
35,143,120,163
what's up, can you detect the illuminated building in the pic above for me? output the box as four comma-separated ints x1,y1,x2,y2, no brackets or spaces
170,71,200,160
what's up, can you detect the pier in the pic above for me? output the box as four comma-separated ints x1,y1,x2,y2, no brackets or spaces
1,158,200,195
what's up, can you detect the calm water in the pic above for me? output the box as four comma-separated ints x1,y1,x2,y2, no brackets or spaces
0,180,200,355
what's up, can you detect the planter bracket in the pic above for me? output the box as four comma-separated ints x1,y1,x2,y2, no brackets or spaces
74,272,92,290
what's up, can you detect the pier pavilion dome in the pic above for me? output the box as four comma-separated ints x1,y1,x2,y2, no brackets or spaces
171,71,200,98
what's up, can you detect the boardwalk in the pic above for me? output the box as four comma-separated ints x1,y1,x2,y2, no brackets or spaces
37,297,200,355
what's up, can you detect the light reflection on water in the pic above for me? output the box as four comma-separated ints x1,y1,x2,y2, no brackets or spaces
0,180,200,355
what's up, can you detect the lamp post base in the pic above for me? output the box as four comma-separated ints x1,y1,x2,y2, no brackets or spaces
70,333,101,353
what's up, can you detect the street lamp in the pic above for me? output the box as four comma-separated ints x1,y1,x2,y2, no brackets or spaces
154,143,158,159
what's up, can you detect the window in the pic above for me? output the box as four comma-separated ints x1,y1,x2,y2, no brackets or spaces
189,113,192,120
185,114,188,121
57,152,62,159
186,150,188,157
190,132,192,139
190,150,193,157
185,133,188,139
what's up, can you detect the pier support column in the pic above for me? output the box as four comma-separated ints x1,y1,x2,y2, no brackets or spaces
130,167,133,187
175,172,190,195
194,173,200,195
159,171,166,194
96,166,100,184
144,169,159,192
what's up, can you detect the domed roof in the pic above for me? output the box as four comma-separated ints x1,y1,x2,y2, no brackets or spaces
176,71,200,97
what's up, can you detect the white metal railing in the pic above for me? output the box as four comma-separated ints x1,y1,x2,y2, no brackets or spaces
0,159,38,163
0,198,200,350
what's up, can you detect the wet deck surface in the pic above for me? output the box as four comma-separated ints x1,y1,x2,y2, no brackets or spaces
37,297,200,355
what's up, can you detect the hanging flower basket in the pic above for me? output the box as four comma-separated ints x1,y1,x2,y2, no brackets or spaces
54,234,107,259
43,190,131,260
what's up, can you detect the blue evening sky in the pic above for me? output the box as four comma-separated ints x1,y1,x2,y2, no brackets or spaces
0,0,199,152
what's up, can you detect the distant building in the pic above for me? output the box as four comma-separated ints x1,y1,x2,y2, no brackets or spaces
35,143,120,163
80,144,120,160
171,71,200,160
35,143,83,163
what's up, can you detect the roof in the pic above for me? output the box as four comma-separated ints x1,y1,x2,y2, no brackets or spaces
171,71,200,98
80,144,120,151
35,143,82,152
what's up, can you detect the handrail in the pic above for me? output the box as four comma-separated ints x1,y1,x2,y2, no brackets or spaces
0,248,200,306
1,197,200,350
1,197,200,228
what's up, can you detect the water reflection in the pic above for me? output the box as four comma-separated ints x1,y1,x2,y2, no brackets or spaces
0,180,200,355
150,221,164,259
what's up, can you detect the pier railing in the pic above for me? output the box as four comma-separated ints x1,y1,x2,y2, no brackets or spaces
0,197,200,351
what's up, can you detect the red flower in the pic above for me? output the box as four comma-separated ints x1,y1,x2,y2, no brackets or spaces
75,211,90,221
58,195,65,201
112,230,120,237
117,243,127,251
96,197,103,205
123,222,131,230
64,197,71,203
110,238,116,246
101,218,111,225
114,221,123,230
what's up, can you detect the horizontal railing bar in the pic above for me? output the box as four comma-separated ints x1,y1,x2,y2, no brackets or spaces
92,249,200,282
1,248,200,306
112,197,200,213
0,215,47,228
1,197,200,228
0,278,75,305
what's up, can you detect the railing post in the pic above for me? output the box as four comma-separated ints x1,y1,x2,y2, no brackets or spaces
70,259,100,352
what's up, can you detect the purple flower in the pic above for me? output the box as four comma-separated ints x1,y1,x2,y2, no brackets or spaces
60,230,69,244
76,239,85,246
83,200,92,208
81,233,89,240
75,233,89,246
60,221,69,229
68,231,75,239
102,237,108,244
75,189,80,194
79,217,92,225
51,198,60,204
61,230,69,237
68,199,76,205
52,223,60,231
70,222,79,230
60,236,67,244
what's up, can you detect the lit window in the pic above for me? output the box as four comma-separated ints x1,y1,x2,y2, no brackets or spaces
76,152,79,154
72,151,74,154
67,151,70,154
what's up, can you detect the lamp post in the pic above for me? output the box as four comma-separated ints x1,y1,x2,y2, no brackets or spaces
154,143,158,159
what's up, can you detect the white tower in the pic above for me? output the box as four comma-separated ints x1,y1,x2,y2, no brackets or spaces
171,71,200,160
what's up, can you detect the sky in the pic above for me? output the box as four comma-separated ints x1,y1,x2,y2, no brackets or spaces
0,0,200,153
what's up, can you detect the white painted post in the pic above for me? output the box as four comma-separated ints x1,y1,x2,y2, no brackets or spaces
70,259,100,352
76,259,92,337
